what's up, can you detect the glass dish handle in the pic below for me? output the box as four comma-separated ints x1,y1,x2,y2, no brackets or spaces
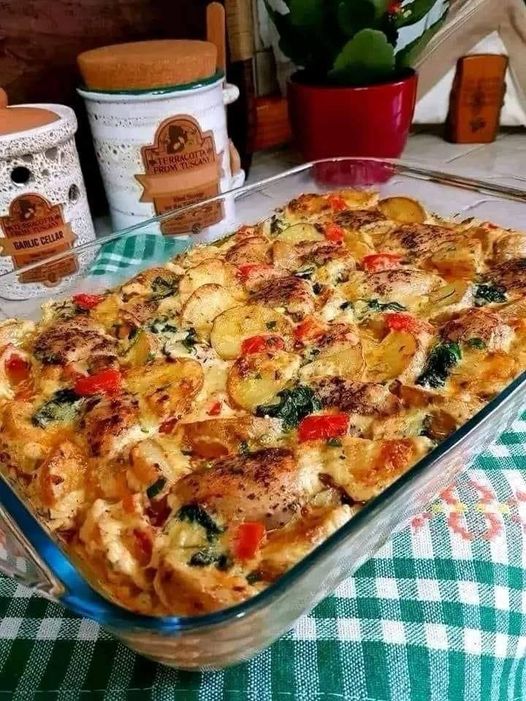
0,502,63,600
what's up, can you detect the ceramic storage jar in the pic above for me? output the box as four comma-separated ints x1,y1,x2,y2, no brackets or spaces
0,89,95,300
77,40,244,239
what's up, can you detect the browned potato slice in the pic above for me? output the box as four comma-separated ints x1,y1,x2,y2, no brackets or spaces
227,350,300,410
121,330,159,367
180,284,240,337
210,304,292,359
299,435,430,502
126,358,204,420
429,240,483,280
425,280,474,320
155,554,255,616
300,345,364,380
366,331,420,382
259,504,352,580
180,415,278,458
276,223,324,244
0,319,34,348
179,259,244,302
338,189,379,209
90,293,120,330
378,196,426,223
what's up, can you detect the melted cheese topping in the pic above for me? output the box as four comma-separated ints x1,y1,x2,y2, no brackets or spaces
0,190,525,617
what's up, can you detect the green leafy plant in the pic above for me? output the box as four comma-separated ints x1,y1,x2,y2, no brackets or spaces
265,0,449,86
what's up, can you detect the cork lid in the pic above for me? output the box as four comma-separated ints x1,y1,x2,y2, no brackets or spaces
0,89,59,136
77,40,218,92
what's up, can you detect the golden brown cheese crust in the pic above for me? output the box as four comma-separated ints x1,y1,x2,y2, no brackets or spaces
1,188,525,617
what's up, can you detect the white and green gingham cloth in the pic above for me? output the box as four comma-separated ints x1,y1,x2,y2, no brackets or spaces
2,234,526,700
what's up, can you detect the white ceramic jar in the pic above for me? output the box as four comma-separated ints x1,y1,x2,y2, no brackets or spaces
0,94,95,301
79,74,245,241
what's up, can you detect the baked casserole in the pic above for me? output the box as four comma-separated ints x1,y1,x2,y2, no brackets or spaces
1,189,525,616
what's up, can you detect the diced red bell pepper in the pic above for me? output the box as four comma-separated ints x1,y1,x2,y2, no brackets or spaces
237,264,274,282
5,353,30,384
294,316,325,343
327,194,347,212
207,400,222,416
74,368,122,396
298,413,349,442
241,335,286,355
324,224,345,244
159,417,178,434
362,253,402,273
73,293,105,310
233,522,266,560
388,0,402,13
385,312,431,335
132,528,153,566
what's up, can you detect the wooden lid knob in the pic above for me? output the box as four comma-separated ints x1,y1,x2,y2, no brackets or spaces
78,40,218,92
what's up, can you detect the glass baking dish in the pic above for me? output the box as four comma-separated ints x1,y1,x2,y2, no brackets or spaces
1,158,526,670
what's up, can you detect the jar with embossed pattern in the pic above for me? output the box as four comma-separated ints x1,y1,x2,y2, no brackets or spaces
0,89,95,301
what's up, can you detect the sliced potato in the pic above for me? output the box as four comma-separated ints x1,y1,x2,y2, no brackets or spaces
90,293,121,330
429,240,483,280
210,304,292,359
126,358,204,420
179,259,244,302
300,345,364,380
121,330,158,367
378,196,426,223
425,280,474,320
276,223,324,244
180,284,240,337
366,331,418,382
227,350,300,410
180,415,278,458
338,189,379,209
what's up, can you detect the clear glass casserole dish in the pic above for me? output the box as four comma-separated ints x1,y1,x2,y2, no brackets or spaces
1,158,526,670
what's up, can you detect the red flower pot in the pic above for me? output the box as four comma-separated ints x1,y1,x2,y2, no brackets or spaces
287,70,418,160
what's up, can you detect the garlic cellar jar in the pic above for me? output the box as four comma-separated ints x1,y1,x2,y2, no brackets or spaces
77,40,245,241
0,90,95,301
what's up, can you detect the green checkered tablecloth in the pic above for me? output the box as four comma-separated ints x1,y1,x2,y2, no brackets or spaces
2,235,526,700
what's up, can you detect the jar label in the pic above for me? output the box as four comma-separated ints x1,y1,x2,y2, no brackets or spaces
136,115,224,235
0,194,78,285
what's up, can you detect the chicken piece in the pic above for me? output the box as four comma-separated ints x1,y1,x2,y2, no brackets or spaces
118,299,158,333
312,377,401,415
120,266,179,299
82,392,143,458
224,236,271,266
173,448,306,529
493,233,526,264
33,317,117,371
380,223,458,258
486,259,526,299
344,268,442,314
34,441,87,528
79,498,154,589
333,208,387,231
441,308,514,352
250,276,314,320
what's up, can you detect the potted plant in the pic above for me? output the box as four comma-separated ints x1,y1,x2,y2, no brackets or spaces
265,0,449,159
